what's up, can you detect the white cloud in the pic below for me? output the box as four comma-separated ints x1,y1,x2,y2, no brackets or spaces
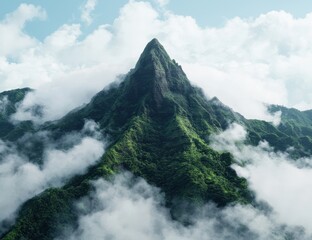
9,1,161,122
1,2,312,123
0,121,105,228
81,0,98,25
57,173,307,240
0,4,46,57
211,123,312,234
4,3,46,28
245,157,312,233
45,24,81,50
154,0,170,7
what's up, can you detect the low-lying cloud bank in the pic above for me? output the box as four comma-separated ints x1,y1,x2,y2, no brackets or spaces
0,120,105,233
57,173,308,240
211,123,312,235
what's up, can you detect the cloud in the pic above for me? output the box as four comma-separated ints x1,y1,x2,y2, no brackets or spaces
57,173,308,240
8,1,161,122
0,3,46,57
81,0,98,25
1,2,312,123
45,24,82,50
211,123,312,234
154,0,170,7
0,120,105,231
4,3,46,28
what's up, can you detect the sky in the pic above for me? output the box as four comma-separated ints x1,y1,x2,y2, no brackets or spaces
2,0,312,40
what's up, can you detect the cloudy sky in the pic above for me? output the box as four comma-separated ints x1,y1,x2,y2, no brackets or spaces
2,0,312,122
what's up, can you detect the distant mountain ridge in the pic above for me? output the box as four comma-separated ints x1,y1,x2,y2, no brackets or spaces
2,39,312,239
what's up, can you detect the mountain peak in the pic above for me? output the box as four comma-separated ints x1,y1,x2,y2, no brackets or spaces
128,39,191,111
135,38,171,70
146,38,161,47
143,38,165,53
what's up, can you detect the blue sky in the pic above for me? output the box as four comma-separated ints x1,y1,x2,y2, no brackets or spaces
1,0,312,40
168,0,312,26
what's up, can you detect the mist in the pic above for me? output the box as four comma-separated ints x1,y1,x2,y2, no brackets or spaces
0,120,105,233
57,172,308,240
211,123,312,234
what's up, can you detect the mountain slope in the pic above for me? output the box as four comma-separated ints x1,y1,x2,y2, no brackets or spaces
2,39,312,239
0,88,33,140
48,39,250,204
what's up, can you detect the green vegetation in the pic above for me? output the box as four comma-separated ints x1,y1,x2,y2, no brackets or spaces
0,88,33,140
244,105,312,158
